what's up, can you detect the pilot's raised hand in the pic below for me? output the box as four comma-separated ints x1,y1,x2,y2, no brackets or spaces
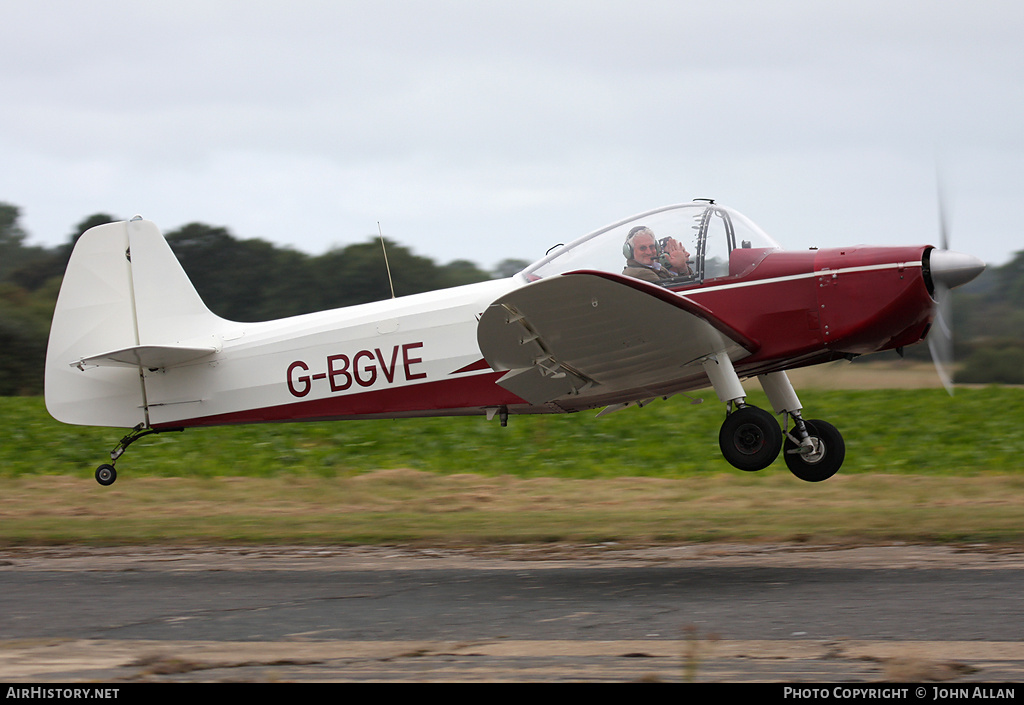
663,237,691,274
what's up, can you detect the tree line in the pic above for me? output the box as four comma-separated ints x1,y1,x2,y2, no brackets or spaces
1,199,1022,396
949,247,1024,385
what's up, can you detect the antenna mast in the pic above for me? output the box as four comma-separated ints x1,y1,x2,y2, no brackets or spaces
377,222,396,299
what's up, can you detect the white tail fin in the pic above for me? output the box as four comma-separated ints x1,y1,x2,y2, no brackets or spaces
45,219,224,428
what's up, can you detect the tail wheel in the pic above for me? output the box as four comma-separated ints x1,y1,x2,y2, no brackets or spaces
95,464,117,486
784,419,845,482
719,405,783,471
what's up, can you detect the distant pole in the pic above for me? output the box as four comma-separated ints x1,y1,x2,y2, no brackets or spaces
378,222,396,299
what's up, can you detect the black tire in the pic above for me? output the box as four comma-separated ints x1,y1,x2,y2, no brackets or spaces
784,419,845,482
719,406,783,471
95,464,117,486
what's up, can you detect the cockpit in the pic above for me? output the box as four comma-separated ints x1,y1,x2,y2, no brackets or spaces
522,200,781,287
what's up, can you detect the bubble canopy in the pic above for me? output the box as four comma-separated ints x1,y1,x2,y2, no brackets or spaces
523,201,781,286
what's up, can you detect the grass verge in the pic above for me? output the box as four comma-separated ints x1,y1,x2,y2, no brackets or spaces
3,471,1024,546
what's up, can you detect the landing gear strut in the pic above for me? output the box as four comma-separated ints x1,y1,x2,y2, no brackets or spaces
703,355,845,481
94,424,183,486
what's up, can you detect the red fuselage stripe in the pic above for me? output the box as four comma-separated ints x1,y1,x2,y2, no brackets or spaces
157,371,525,429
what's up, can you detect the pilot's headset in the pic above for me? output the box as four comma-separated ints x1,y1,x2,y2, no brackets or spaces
623,226,659,259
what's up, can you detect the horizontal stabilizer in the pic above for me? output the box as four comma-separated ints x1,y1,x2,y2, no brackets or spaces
72,344,218,370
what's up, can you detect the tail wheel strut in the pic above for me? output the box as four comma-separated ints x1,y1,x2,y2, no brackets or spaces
94,424,183,486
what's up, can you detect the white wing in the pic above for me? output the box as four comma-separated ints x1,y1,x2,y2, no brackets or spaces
477,271,756,405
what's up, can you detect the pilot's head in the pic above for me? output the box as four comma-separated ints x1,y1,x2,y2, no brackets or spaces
625,227,658,266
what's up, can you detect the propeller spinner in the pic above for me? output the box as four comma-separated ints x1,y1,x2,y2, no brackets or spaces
922,247,986,394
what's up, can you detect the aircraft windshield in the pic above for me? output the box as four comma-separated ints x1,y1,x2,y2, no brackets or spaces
523,201,780,286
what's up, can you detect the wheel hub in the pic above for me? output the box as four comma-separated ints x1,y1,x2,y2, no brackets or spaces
799,437,826,464
733,422,767,455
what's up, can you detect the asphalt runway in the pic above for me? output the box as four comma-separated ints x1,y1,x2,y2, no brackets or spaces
2,544,1023,682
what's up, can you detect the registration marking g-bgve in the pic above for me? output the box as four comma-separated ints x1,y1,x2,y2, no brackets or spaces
287,342,426,398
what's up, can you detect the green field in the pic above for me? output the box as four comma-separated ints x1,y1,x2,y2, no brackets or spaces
2,387,1023,545
5,387,1023,478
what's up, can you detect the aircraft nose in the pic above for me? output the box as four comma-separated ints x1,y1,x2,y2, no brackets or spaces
926,248,986,292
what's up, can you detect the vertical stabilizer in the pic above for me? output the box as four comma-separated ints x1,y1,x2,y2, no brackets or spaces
128,219,224,345
45,219,223,428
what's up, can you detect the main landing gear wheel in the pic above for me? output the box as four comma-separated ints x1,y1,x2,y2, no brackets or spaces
719,405,783,471
95,464,117,486
784,419,845,482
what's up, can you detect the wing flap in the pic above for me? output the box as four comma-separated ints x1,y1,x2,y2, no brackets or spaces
477,271,756,405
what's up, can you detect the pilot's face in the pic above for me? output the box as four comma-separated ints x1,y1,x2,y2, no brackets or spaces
633,233,658,266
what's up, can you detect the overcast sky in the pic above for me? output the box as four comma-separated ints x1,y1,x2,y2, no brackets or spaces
2,0,1021,271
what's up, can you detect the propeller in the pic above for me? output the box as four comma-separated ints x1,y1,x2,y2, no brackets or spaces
924,193,985,394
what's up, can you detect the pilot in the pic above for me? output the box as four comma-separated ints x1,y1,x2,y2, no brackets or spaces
622,226,691,282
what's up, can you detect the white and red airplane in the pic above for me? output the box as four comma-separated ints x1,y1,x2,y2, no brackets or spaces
44,199,985,486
